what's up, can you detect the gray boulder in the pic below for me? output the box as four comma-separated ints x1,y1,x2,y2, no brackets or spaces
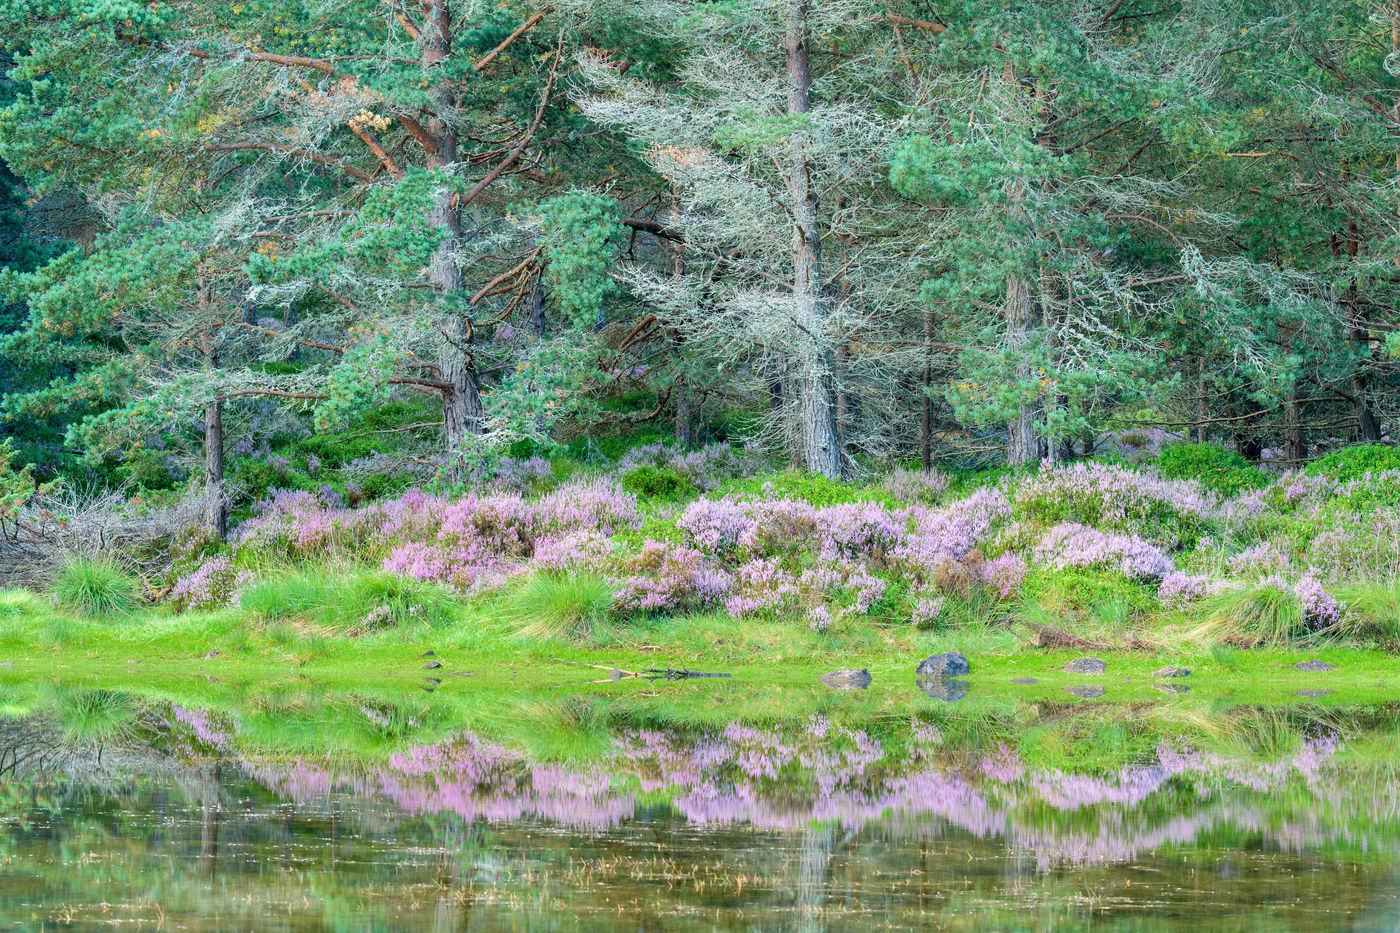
920,679,970,702
1062,657,1106,675
1153,666,1191,678
1294,659,1335,672
819,668,873,690
916,652,970,679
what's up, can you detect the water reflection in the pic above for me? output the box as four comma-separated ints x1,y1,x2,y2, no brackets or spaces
1,682,1399,930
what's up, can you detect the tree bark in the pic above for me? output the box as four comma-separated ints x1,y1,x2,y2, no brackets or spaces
1003,60,1041,468
1005,274,1041,466
423,0,485,479
920,309,934,472
198,272,227,540
1285,389,1307,465
785,0,842,479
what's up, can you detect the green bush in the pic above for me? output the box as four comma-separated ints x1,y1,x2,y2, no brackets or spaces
51,556,139,617
1154,443,1268,496
1307,444,1400,482
621,465,696,500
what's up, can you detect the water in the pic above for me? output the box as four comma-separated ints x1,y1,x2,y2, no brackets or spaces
1,679,1398,931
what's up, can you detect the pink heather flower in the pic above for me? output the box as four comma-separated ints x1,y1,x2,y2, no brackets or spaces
978,552,1027,600
531,530,614,574
1158,571,1223,609
891,488,1013,575
881,468,951,503
911,593,944,625
1295,573,1342,629
1015,461,1218,545
1227,541,1292,577
807,605,831,631
171,555,252,611
1034,522,1173,580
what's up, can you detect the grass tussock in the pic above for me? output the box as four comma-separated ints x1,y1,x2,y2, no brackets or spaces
50,556,139,617
502,573,615,640
1326,582,1400,647
239,568,460,635
1192,582,1305,648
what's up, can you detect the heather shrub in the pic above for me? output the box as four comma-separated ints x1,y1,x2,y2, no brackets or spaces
1154,443,1269,497
170,554,252,611
51,556,139,617
880,467,951,503
620,465,696,500
504,573,614,639
1307,444,1400,482
1015,461,1218,546
1032,522,1173,580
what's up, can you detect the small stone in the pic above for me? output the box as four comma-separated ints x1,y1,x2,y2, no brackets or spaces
424,677,441,686
1295,688,1333,698
202,650,220,660
1294,659,1334,672
916,652,970,679
920,679,970,703
1153,666,1190,678
1065,684,1105,699
819,668,872,690
419,649,436,658
1062,657,1106,675
1010,677,1039,685
1153,684,1190,695
424,660,443,670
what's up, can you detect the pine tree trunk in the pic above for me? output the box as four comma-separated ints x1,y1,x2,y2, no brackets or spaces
198,273,226,540
424,1,485,479
1005,274,1040,466
785,0,842,479
1285,390,1307,465
921,310,934,472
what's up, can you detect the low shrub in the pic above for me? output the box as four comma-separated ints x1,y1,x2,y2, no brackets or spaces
51,556,139,617
1307,444,1400,482
620,465,696,500
720,471,871,507
1154,443,1269,497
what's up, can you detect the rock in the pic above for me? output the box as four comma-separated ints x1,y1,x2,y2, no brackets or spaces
920,679,970,703
916,652,970,679
424,660,443,670
1065,684,1105,699
1153,684,1190,695
419,649,435,658
1062,657,1106,675
1294,659,1334,672
1296,688,1333,698
423,677,441,686
1153,666,1190,678
202,650,220,660
819,668,872,690
1010,677,1039,685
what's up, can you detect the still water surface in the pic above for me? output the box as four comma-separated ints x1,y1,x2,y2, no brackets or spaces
0,680,1397,931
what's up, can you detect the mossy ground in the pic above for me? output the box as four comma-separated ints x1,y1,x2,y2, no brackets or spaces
1,584,1391,711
